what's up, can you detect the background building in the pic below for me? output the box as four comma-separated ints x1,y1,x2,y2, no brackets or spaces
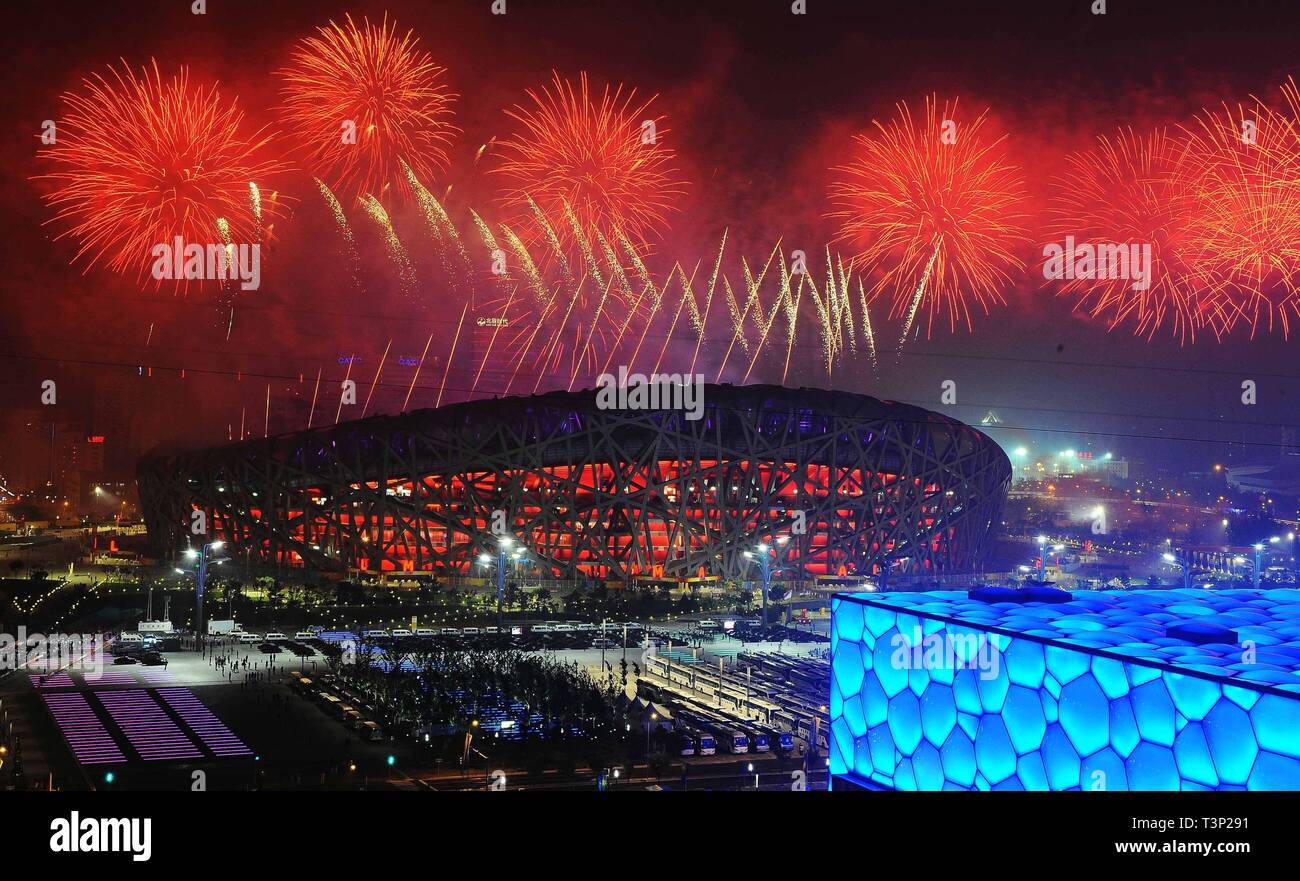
138,385,1011,580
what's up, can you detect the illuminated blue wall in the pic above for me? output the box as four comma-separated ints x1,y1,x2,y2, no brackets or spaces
829,590,1300,790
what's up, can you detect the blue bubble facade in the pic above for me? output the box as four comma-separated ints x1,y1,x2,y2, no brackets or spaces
829,589,1300,790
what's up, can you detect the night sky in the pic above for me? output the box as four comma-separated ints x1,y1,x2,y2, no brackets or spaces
5,0,1300,475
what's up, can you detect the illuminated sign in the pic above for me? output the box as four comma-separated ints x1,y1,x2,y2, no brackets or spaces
86,435,105,444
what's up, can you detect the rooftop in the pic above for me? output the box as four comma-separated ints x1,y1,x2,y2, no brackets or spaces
835,589,1300,696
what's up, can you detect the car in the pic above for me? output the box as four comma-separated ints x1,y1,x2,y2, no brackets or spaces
265,631,287,640
112,655,138,665
140,652,166,666
361,720,385,741
592,638,620,649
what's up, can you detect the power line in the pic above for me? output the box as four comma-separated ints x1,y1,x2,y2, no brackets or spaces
35,294,1300,382
0,347,1295,452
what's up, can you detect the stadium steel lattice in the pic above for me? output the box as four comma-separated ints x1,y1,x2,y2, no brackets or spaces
137,384,1011,580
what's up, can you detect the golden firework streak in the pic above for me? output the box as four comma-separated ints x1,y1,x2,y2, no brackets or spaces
437,304,468,409
898,236,942,358
362,338,392,417
307,366,321,429
403,333,435,412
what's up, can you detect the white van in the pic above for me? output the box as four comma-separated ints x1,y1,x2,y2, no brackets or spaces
237,632,261,643
553,624,575,633
294,631,316,640
365,629,391,639
441,628,461,636
362,720,385,742
390,629,413,638
461,627,480,636
117,632,144,645
531,624,554,634
265,631,287,640
415,628,436,637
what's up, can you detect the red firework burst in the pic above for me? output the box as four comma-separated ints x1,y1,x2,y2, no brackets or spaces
828,95,1028,338
1178,94,1300,338
491,71,686,258
1048,127,1219,344
277,14,458,202
37,59,284,282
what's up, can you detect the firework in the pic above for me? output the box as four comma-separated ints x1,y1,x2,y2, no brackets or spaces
1048,128,1219,343
316,178,362,291
1179,96,1300,338
437,304,468,409
278,14,458,202
828,95,1028,347
491,71,686,255
361,194,417,296
37,59,284,282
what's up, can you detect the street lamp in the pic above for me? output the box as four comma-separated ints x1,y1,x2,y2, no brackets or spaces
743,536,787,630
178,540,226,649
477,536,519,631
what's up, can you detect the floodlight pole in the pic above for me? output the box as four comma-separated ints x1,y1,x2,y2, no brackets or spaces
496,546,507,631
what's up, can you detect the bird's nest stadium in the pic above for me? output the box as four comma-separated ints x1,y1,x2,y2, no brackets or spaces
137,384,1011,580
